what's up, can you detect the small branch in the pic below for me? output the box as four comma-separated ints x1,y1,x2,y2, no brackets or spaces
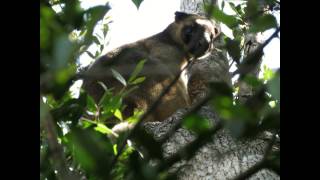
232,26,280,77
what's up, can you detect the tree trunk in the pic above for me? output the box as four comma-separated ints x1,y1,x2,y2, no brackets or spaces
143,0,279,179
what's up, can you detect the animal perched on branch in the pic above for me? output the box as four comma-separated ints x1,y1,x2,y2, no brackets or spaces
82,11,220,122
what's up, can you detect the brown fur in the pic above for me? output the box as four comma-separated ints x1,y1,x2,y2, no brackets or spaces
82,12,219,122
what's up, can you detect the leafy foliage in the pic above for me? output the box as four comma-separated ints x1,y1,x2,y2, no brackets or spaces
40,0,279,179
132,0,144,9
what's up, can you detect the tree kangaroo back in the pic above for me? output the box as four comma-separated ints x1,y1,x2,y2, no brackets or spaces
82,12,219,122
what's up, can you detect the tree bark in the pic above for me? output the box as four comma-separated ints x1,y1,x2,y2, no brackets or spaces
143,0,279,179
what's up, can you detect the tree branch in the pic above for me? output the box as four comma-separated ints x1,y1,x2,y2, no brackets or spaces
159,121,223,171
232,26,280,77
231,134,277,180
40,96,80,180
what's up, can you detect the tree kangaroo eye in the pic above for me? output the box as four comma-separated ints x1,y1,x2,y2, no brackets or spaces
183,25,194,43
185,26,193,34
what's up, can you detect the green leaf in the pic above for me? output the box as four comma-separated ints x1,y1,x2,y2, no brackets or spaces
100,95,123,121
113,109,123,121
98,88,113,106
130,77,146,85
81,119,95,129
82,5,110,45
92,35,101,45
95,50,100,58
263,65,275,81
243,75,263,88
228,2,244,17
183,114,211,134
132,0,143,9
94,33,103,42
113,144,118,155
111,69,127,87
50,92,86,126
65,128,114,177
266,72,280,101
98,81,108,91
126,109,144,123
100,44,104,52
225,38,241,64
122,85,139,98
209,5,239,28
221,1,225,11
128,59,146,83
85,51,95,59
245,0,259,18
249,14,277,33
103,23,109,37
94,123,113,135
229,2,236,11
87,94,97,112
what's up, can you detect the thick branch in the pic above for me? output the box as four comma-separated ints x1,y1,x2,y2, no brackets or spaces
40,97,80,180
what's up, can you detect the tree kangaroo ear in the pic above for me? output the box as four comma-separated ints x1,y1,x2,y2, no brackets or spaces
174,11,190,22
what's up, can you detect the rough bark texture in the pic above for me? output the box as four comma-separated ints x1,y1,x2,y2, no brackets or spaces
144,106,279,180
237,34,263,103
142,0,279,179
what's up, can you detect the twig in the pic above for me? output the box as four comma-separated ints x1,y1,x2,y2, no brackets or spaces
232,26,280,77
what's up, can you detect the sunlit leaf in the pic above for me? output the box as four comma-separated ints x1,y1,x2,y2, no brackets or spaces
126,109,144,123
128,59,146,83
94,123,113,135
183,114,211,134
111,69,127,87
249,14,277,33
113,144,118,155
113,109,123,121
130,77,146,85
208,5,239,28
263,65,275,81
98,81,108,91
